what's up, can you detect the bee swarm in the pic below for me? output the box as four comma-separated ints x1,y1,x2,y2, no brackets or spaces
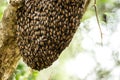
16,0,87,70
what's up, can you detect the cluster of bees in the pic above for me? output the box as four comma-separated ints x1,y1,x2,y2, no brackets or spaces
16,0,86,70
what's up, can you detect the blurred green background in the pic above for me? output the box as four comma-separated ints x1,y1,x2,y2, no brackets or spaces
0,0,120,80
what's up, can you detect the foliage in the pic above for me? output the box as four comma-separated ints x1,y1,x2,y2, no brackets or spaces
0,0,7,19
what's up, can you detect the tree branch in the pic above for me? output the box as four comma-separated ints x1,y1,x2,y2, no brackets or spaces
0,0,23,80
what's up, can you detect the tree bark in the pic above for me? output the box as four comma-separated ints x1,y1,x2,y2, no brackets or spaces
0,0,23,80
0,0,90,80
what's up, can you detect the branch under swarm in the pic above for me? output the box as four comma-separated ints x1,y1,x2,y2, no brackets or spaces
0,0,23,80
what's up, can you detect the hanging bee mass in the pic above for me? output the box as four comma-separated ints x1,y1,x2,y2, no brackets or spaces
16,0,89,70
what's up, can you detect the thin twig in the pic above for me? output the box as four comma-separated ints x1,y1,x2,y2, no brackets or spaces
93,0,103,46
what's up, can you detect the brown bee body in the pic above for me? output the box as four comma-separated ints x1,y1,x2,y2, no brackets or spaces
16,0,87,70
